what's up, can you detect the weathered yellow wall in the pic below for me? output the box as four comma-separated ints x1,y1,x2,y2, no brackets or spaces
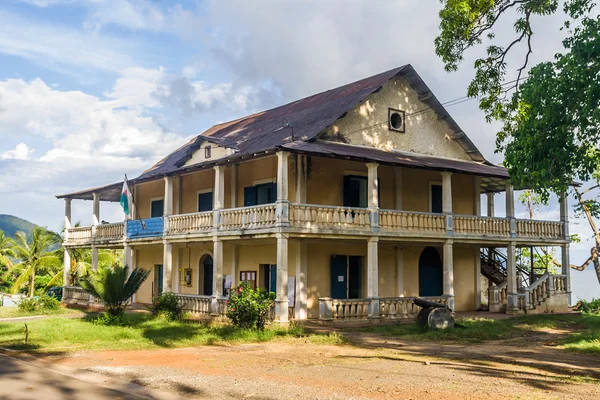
134,245,163,303
179,170,214,214
136,180,165,219
321,76,471,161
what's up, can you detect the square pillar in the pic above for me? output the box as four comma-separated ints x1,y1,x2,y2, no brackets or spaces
295,240,308,320
91,247,99,271
174,247,181,293
367,163,379,230
486,192,495,217
443,240,455,310
560,191,570,238
506,242,519,312
276,152,290,225
562,244,572,303
131,248,138,303
123,244,132,267
367,237,380,318
395,247,404,297
394,167,403,210
213,165,226,230
275,233,289,323
506,183,516,237
441,172,453,234
296,154,307,203
63,248,71,288
231,164,238,208
230,244,239,290
211,238,224,315
162,241,172,293
92,192,100,226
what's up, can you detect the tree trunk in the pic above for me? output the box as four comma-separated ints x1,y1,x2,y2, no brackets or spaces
29,267,35,298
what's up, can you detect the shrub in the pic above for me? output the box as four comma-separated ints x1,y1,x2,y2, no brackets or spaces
151,292,184,321
18,297,39,313
227,283,276,330
575,298,600,314
37,294,60,310
92,312,126,326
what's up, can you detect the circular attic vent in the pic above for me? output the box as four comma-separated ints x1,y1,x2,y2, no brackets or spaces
388,108,405,133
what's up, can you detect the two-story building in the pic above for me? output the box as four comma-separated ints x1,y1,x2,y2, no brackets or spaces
58,65,572,323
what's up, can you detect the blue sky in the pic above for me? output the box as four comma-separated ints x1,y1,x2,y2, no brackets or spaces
0,0,597,300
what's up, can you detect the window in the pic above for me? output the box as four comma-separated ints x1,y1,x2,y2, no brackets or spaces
261,264,277,293
244,182,277,207
205,146,212,159
197,191,213,212
239,271,257,289
388,108,406,133
430,183,443,213
343,175,379,208
150,199,164,218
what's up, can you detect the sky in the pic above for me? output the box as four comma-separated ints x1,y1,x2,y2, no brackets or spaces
0,0,597,300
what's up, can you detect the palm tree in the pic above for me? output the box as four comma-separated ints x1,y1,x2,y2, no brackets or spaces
4,227,61,297
79,264,150,317
0,231,16,291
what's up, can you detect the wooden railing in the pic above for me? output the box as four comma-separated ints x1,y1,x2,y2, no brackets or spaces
379,210,445,233
174,294,213,315
289,204,371,230
67,227,92,244
379,296,448,319
454,215,510,236
516,219,563,238
95,223,124,241
219,205,277,230
169,212,213,235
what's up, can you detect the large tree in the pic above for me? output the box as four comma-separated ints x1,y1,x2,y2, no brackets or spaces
435,0,600,283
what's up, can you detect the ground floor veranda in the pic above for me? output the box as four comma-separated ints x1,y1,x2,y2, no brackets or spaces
63,235,572,323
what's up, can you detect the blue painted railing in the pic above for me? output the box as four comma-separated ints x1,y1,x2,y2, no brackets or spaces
126,217,164,239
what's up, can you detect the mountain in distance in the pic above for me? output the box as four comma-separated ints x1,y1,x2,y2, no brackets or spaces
0,214,37,238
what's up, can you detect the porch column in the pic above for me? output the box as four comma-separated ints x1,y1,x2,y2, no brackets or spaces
164,176,174,232
213,165,225,230
367,237,380,318
276,151,290,226
230,244,239,289
211,238,224,315
174,247,181,293
275,233,289,323
560,190,572,302
63,199,72,287
441,172,453,234
506,183,516,237
486,192,495,217
231,164,238,208
296,154,307,203
367,163,379,230
443,240,455,310
394,167,403,210
123,244,132,267
474,177,482,310
506,242,519,312
295,240,308,319
131,248,138,303
91,192,100,271
395,247,404,297
162,242,172,293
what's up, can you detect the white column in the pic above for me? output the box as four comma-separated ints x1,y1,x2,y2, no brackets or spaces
367,237,380,318
174,247,181,293
91,192,100,271
506,242,518,312
231,244,238,289
296,154,307,203
123,244,132,267
231,164,238,208
214,166,225,210
275,233,289,323
276,152,290,226
443,240,455,310
91,248,99,271
211,238,224,315
395,247,404,297
367,163,379,230
63,199,72,287
163,176,174,234
506,183,516,237
394,167,403,210
486,192,495,217
441,172,453,235
295,240,308,319
162,241,172,293
131,249,138,303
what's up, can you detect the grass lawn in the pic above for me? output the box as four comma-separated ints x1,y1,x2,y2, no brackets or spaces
0,313,343,352
0,306,85,319
348,313,600,353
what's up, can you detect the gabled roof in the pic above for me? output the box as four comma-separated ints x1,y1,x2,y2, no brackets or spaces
57,64,495,200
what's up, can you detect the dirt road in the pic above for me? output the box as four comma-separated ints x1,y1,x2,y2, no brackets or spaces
49,331,600,400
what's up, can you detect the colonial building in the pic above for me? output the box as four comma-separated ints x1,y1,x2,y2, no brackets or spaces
58,65,571,323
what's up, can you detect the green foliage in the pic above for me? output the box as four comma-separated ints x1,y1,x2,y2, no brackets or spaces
227,283,276,330
436,0,599,199
575,298,600,314
92,312,126,326
0,214,37,240
18,298,39,313
37,294,60,310
79,264,150,317
151,292,184,321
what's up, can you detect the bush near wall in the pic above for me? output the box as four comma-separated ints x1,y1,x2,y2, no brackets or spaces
227,283,275,330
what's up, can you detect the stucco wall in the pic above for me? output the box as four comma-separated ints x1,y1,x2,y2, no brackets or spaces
183,141,233,167
320,76,471,161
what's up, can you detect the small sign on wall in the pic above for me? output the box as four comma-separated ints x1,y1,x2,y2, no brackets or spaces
338,275,344,282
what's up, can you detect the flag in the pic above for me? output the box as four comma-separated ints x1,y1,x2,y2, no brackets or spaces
120,180,132,216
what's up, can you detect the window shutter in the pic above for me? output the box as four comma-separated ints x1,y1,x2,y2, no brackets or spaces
244,186,257,207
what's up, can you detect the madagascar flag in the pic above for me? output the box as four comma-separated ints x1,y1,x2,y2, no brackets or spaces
120,181,132,216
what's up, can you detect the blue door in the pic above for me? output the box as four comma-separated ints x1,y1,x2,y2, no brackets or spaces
418,247,443,296
330,255,348,299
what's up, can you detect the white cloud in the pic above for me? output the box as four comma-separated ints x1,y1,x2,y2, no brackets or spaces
0,143,34,160
16,0,79,6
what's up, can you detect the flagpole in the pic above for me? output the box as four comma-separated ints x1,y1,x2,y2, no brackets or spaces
124,174,145,229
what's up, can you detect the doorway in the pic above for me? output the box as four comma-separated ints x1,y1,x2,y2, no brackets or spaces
330,255,362,299
418,247,443,296
201,255,213,296
153,264,163,298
